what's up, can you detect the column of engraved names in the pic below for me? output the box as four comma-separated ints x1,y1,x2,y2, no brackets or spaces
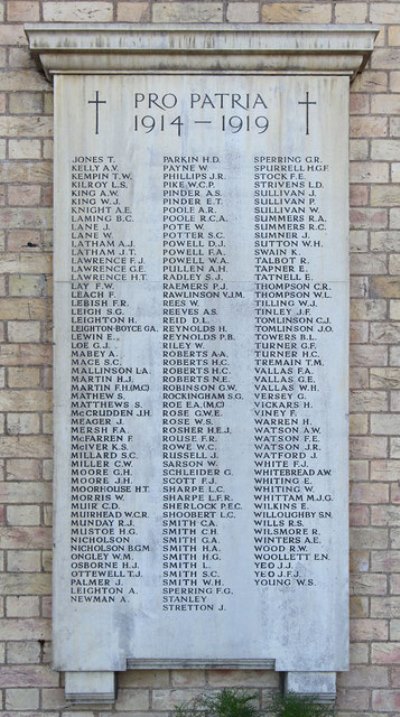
162,155,242,613
69,155,150,604
253,154,334,588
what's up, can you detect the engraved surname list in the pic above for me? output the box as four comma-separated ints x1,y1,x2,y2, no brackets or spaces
53,74,348,674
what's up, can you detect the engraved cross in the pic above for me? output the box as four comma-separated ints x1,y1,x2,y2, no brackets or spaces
298,92,317,136
88,90,107,135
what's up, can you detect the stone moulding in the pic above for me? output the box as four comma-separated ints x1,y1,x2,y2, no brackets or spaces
25,23,378,80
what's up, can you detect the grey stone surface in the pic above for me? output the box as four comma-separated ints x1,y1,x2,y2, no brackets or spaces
52,71,349,673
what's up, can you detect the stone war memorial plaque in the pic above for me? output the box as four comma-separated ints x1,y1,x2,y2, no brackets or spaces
27,24,377,703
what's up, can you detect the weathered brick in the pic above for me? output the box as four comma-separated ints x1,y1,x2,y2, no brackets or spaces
341,665,389,689
351,528,388,550
391,482,400,503
350,162,389,184
371,3,400,24
350,208,388,230
0,161,52,184
114,688,150,710
350,504,369,526
0,482,50,504
389,254,400,276
372,689,400,712
371,460,400,482
371,597,400,618
350,437,388,459
335,3,368,23
350,642,369,664
371,140,400,161
353,70,388,93
43,2,113,21
350,322,368,343
0,573,51,600
351,299,387,321
350,276,369,298
390,117,400,138
0,391,50,412
351,574,388,596
152,689,204,710
336,687,370,711
390,437,400,458
371,276,400,300
9,92,43,115
0,437,51,460
350,230,368,253
6,413,40,435
372,505,400,526
261,3,332,23
8,139,41,160
350,414,368,436
208,670,277,687
350,139,369,160
371,368,400,389
8,185,41,207
7,368,41,389
371,184,400,206
119,670,170,689
371,48,400,71
116,2,150,21
6,641,41,664
0,663,57,687
153,3,223,22
371,322,400,344
350,391,388,412
0,527,51,550
389,27,400,46
227,3,259,22
7,550,41,573
371,95,400,117
350,483,389,504
371,544,400,573
169,670,205,688
350,621,389,643
0,207,52,230
351,116,388,138
352,346,388,367
6,505,41,526
7,1,40,21
5,687,39,710
371,413,400,435
0,344,52,367
371,232,399,252
372,643,400,665
41,687,69,709
1,299,49,322
351,254,387,274
350,460,369,482
391,71,400,91
0,24,27,45
6,596,39,618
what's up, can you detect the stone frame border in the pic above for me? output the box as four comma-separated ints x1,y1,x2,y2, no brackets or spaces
25,22,378,705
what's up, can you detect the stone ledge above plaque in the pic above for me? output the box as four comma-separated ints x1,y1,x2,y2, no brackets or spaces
26,23,377,705
26,23,377,79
